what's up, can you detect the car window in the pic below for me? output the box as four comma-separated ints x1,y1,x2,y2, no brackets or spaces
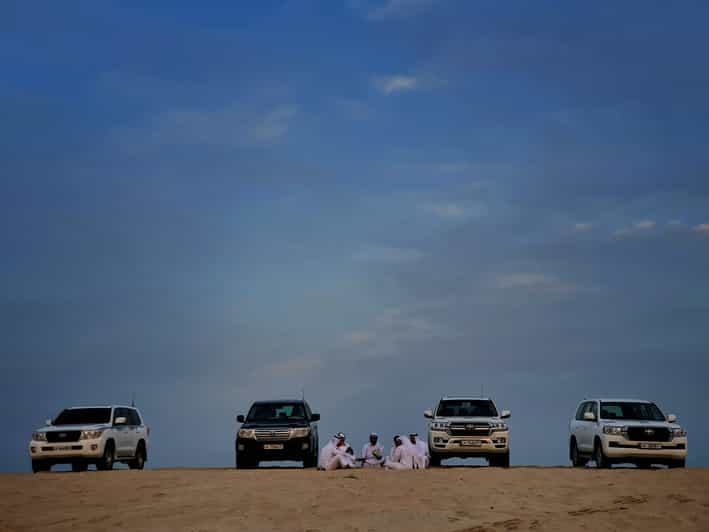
128,409,142,426
247,403,307,421
575,403,587,421
599,402,665,421
589,402,598,419
54,408,112,425
113,408,127,424
435,400,498,417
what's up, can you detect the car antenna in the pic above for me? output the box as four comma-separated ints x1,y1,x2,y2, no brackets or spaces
131,392,136,407
301,387,305,401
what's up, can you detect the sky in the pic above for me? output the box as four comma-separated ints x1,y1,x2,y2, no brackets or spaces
1,0,708,472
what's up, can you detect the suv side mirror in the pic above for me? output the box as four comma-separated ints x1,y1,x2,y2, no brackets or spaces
423,409,433,419
45,418,53,426
583,411,596,421
310,413,320,422
236,415,245,423
114,416,127,426
667,414,677,423
500,410,511,419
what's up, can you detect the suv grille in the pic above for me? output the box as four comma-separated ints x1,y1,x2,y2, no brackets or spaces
449,423,491,437
254,429,291,441
46,431,81,443
626,426,670,442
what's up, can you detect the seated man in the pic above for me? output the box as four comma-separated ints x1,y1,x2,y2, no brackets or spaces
319,432,357,470
361,433,385,468
408,432,429,469
384,435,418,470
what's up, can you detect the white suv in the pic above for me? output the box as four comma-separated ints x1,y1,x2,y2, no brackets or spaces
424,396,511,467
569,398,687,469
29,405,149,473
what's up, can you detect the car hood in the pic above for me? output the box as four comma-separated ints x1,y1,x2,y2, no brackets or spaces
602,420,679,429
36,423,111,433
240,420,310,429
433,416,503,423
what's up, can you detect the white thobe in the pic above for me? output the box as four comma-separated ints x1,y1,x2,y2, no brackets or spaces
361,443,385,468
385,444,419,470
319,442,356,470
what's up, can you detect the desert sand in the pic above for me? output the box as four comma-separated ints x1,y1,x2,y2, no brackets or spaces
1,467,707,531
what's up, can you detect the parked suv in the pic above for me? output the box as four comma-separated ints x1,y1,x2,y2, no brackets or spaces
569,398,687,468
235,399,320,469
28,405,149,473
424,396,511,467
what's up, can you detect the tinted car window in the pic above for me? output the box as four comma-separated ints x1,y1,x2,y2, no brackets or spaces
600,402,665,421
575,403,588,421
113,407,128,424
247,403,307,421
436,400,498,417
128,409,142,426
54,408,112,425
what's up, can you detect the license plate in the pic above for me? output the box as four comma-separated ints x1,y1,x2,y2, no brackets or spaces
461,440,482,447
55,446,72,451
640,443,662,450
263,444,284,450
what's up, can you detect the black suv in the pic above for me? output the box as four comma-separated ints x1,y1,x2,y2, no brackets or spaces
235,399,320,469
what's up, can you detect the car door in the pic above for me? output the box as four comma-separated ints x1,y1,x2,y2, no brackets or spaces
113,408,131,457
571,402,586,449
127,408,143,454
577,402,593,452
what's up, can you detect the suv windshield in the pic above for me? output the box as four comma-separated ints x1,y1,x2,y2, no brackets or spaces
436,399,498,418
247,403,306,422
54,408,112,425
599,402,665,421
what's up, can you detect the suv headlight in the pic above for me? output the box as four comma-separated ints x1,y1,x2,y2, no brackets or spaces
431,421,449,431
671,427,687,438
291,427,310,438
238,428,256,439
490,422,508,432
32,432,47,442
603,426,628,436
80,429,105,440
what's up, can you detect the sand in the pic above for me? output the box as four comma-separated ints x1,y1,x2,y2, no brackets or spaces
1,467,707,531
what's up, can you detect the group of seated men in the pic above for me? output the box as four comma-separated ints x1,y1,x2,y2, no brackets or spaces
318,432,429,470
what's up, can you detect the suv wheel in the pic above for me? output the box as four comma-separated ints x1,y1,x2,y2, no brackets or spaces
97,441,115,471
129,443,146,470
429,451,441,468
31,460,50,473
489,452,510,468
303,452,318,469
236,455,257,469
593,440,610,469
668,459,686,469
570,439,586,467
71,462,88,472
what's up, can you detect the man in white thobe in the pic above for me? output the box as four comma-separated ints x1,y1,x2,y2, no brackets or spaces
385,435,419,470
319,433,356,470
409,432,429,469
361,433,385,468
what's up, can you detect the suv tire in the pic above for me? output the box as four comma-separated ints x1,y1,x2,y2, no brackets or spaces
594,439,610,469
129,443,146,470
429,451,442,468
236,455,257,469
490,452,510,468
303,452,318,469
71,462,88,472
31,460,50,473
570,438,586,467
668,459,686,469
97,441,115,471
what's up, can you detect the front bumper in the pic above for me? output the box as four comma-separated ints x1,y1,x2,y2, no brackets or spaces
28,438,105,462
236,436,313,461
602,435,687,461
429,430,509,456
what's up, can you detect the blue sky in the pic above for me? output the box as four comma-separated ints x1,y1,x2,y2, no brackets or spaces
1,0,708,471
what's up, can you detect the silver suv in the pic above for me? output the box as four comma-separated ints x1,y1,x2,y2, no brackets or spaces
424,396,510,467
29,405,149,473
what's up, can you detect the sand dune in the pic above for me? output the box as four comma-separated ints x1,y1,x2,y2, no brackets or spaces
1,467,708,531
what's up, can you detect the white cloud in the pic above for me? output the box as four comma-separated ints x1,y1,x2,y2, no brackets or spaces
368,0,438,20
694,223,709,233
574,222,593,232
633,220,656,230
373,75,419,95
110,103,298,149
422,203,471,219
353,246,423,263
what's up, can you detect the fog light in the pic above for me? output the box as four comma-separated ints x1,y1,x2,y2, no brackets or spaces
493,438,506,444
433,437,442,443
301,442,309,450
237,444,245,451
30,447,36,453
91,444,98,451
